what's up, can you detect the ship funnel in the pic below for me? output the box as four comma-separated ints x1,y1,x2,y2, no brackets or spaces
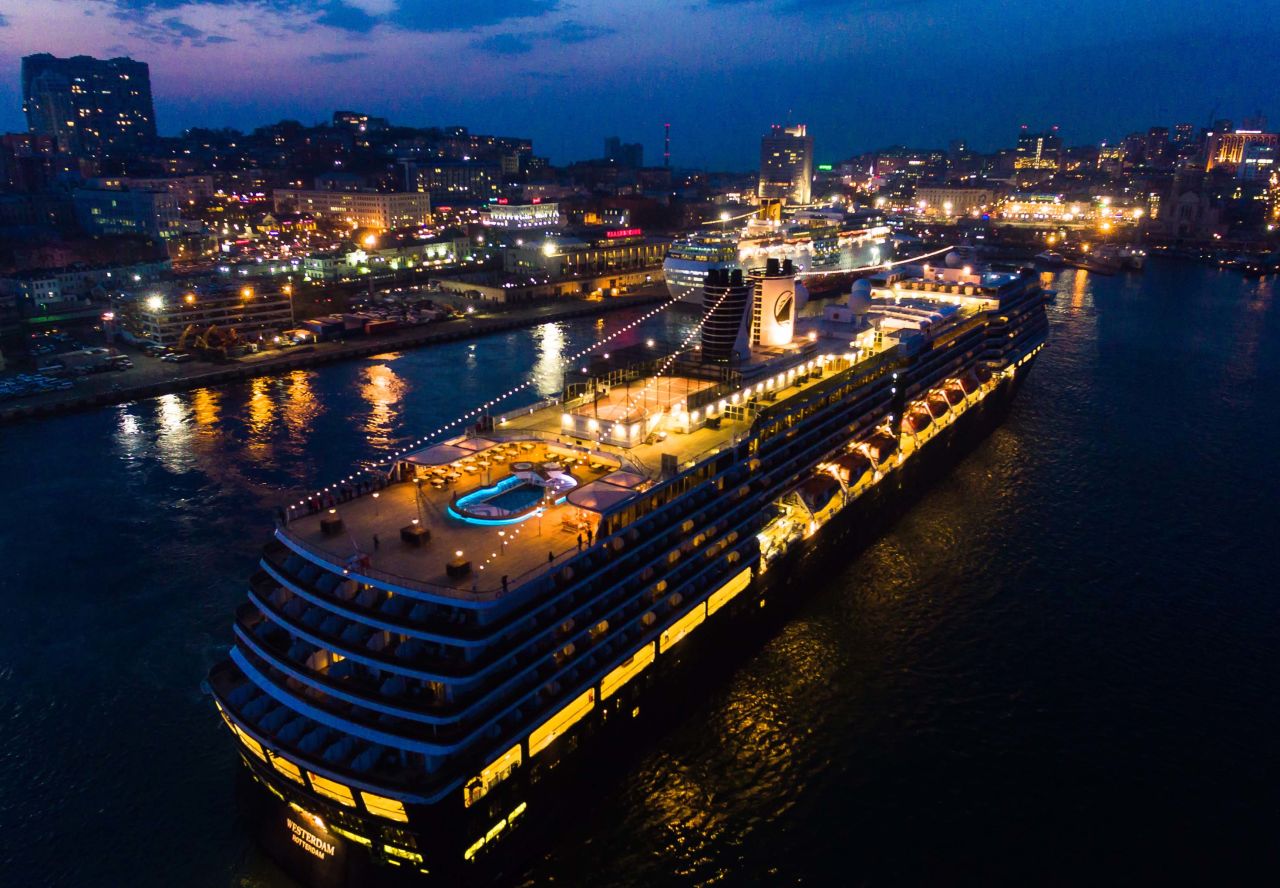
766,257,781,276
783,258,795,276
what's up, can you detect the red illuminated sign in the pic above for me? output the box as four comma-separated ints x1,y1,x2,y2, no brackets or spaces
606,228,643,239
496,198,509,204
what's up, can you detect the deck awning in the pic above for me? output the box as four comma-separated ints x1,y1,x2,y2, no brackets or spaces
567,479,641,513
404,437,497,467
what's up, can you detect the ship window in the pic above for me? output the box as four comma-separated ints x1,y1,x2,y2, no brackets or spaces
659,604,707,653
361,791,409,822
384,845,424,863
464,744,523,808
529,689,595,757
307,772,356,807
332,826,372,847
600,642,655,699
227,721,267,762
270,753,305,784
464,837,485,861
707,568,752,615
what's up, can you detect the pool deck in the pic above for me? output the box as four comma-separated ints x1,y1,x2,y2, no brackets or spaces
280,441,620,599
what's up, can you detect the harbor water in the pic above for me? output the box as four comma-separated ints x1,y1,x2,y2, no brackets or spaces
0,262,1276,885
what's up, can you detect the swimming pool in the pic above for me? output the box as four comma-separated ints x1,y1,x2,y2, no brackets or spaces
487,482,545,512
450,473,577,525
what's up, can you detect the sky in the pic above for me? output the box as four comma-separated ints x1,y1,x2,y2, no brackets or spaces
0,0,1275,170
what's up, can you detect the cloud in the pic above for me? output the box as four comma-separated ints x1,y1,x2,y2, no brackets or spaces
107,7,235,46
470,32,534,55
546,20,615,44
471,18,614,56
306,50,371,64
393,0,560,32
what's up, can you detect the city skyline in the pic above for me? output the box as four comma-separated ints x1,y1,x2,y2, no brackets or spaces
0,0,1275,169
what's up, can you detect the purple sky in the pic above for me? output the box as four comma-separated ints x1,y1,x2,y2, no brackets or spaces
0,0,1274,168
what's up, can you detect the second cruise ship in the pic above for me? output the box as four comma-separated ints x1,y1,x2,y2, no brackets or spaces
663,202,891,304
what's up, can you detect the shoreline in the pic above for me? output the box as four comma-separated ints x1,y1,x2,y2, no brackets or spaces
1,293,668,425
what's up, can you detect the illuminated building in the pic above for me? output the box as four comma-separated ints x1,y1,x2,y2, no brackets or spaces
272,189,432,230
503,229,666,277
1206,130,1280,174
758,124,814,206
208,252,1047,884
130,286,294,347
21,53,156,157
914,186,996,219
72,187,182,240
1013,128,1062,171
479,200,562,229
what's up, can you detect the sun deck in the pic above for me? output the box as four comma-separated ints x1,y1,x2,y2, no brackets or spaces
275,305,967,603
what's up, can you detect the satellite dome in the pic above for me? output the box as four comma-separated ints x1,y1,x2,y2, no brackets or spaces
849,279,872,315
945,250,965,268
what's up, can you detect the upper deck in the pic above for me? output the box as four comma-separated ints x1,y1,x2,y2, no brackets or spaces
276,265,1031,604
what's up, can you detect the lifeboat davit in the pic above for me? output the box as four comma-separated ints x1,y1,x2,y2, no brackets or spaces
957,372,981,396
942,385,965,407
926,392,951,415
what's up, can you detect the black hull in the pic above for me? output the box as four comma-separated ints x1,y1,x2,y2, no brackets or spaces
236,364,1034,887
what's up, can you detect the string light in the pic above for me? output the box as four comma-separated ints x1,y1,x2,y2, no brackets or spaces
287,244,954,513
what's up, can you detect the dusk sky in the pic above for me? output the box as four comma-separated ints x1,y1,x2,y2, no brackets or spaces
0,0,1274,169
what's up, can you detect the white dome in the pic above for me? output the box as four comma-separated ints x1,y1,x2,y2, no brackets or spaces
849,279,872,315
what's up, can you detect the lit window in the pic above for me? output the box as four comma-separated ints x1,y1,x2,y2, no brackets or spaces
659,604,707,653
270,753,305,784
600,643,655,699
361,791,409,822
529,689,595,756
307,772,356,806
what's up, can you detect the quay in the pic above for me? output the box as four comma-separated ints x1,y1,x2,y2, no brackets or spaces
0,293,666,425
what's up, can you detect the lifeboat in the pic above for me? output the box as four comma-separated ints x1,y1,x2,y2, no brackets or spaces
975,366,993,384
942,385,965,407
904,408,932,433
926,392,951,415
830,451,874,486
957,372,981,395
796,473,843,524
863,432,898,463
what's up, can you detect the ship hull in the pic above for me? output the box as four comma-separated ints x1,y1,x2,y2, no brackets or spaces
234,358,1037,887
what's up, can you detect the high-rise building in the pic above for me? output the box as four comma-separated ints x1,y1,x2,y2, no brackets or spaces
1013,128,1062,171
21,54,157,157
603,137,643,169
1206,129,1280,174
758,124,813,206
1145,127,1171,166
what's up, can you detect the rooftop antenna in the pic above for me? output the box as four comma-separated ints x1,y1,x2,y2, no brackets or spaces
664,122,670,168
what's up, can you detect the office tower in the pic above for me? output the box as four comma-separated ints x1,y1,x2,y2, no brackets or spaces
1013,127,1062,171
603,137,644,168
758,124,813,206
21,54,157,157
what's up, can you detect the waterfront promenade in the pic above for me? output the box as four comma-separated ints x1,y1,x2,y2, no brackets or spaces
0,291,666,424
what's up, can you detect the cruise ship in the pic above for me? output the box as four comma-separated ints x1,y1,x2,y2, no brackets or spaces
663,205,891,304
208,253,1047,886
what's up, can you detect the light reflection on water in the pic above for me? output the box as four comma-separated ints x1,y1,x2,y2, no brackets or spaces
2,270,1277,886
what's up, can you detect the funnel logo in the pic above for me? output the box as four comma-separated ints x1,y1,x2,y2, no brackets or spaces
774,290,794,324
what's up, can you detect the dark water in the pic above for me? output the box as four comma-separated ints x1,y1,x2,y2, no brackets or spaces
1,264,1277,886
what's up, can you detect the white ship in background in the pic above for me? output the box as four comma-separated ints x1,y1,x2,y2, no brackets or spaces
664,204,891,304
